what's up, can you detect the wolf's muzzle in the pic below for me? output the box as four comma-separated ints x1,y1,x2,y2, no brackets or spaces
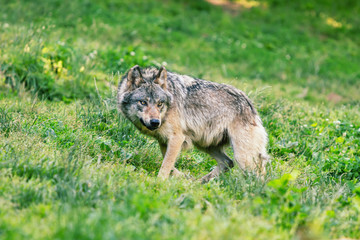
140,118,160,131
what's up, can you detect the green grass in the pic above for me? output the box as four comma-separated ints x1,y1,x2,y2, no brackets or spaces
1,0,360,239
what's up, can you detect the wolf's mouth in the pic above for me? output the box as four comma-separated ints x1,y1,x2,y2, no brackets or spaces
140,118,159,131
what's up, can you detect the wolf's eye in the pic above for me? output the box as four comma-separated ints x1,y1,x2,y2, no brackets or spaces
157,102,163,108
139,100,147,106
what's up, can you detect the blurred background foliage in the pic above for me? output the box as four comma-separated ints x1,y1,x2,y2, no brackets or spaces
0,0,359,103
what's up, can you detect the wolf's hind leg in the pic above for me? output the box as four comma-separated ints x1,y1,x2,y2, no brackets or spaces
228,122,268,175
200,148,234,183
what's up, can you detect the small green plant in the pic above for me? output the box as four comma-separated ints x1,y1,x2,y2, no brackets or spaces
260,172,309,230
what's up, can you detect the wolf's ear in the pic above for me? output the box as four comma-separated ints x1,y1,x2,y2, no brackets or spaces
126,65,144,90
154,66,167,90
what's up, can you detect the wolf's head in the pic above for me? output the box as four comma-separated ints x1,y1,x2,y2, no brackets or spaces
118,65,172,131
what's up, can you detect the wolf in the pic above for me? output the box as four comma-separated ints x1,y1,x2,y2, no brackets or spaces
117,65,269,182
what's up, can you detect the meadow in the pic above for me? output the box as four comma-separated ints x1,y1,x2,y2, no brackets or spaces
0,0,360,239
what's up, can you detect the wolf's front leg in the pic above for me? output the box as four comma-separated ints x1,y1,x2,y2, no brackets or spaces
159,142,184,177
158,135,185,179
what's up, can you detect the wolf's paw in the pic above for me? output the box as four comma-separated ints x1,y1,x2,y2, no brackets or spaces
199,173,215,184
171,168,194,180
199,167,221,184
171,168,185,177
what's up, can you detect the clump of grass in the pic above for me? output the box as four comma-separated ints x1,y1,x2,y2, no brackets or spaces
0,26,151,101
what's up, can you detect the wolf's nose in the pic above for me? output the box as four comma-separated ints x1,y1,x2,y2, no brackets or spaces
150,119,160,128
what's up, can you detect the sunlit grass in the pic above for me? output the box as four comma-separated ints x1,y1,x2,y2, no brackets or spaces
206,0,262,9
1,0,360,239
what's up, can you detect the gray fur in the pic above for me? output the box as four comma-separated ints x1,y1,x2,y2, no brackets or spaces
118,65,269,182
